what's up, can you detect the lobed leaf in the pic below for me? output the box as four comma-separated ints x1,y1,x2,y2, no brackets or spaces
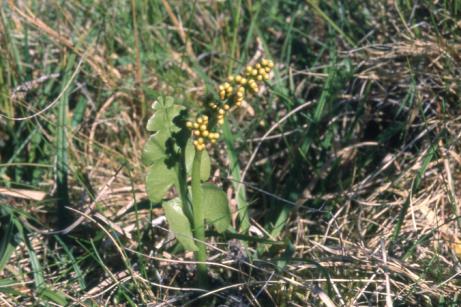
142,130,170,166
144,96,187,202
163,198,198,251
201,183,231,233
146,162,177,203
146,96,184,133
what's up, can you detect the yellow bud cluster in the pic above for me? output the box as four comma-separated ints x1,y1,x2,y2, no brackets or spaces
186,115,212,151
228,58,273,103
188,58,274,150
219,82,233,100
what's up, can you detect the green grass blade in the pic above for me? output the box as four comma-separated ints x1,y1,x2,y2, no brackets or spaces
223,120,251,233
56,54,77,228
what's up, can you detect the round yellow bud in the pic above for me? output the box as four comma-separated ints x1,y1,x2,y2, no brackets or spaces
241,78,248,85
200,124,207,131
197,117,203,124
202,130,209,137
193,122,199,129
223,104,230,110
218,109,225,115
218,118,224,125
252,69,258,76
186,121,193,128
235,75,242,83
227,75,234,82
194,130,201,136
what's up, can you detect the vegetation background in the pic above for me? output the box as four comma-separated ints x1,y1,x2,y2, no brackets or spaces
1,0,461,305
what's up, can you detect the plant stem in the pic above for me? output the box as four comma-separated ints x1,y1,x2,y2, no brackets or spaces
191,150,208,287
223,120,250,233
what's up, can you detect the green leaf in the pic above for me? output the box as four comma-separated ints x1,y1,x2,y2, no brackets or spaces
38,287,68,306
146,162,177,203
200,150,211,181
185,140,194,171
201,183,231,233
146,96,184,133
0,279,22,296
185,141,211,181
0,217,18,273
163,198,198,251
142,130,170,166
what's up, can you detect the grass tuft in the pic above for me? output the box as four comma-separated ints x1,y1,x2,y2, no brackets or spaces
1,0,461,305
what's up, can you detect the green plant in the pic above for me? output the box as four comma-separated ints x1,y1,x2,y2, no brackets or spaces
142,58,274,288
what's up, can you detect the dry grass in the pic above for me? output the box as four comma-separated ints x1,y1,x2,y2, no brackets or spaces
1,0,461,305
